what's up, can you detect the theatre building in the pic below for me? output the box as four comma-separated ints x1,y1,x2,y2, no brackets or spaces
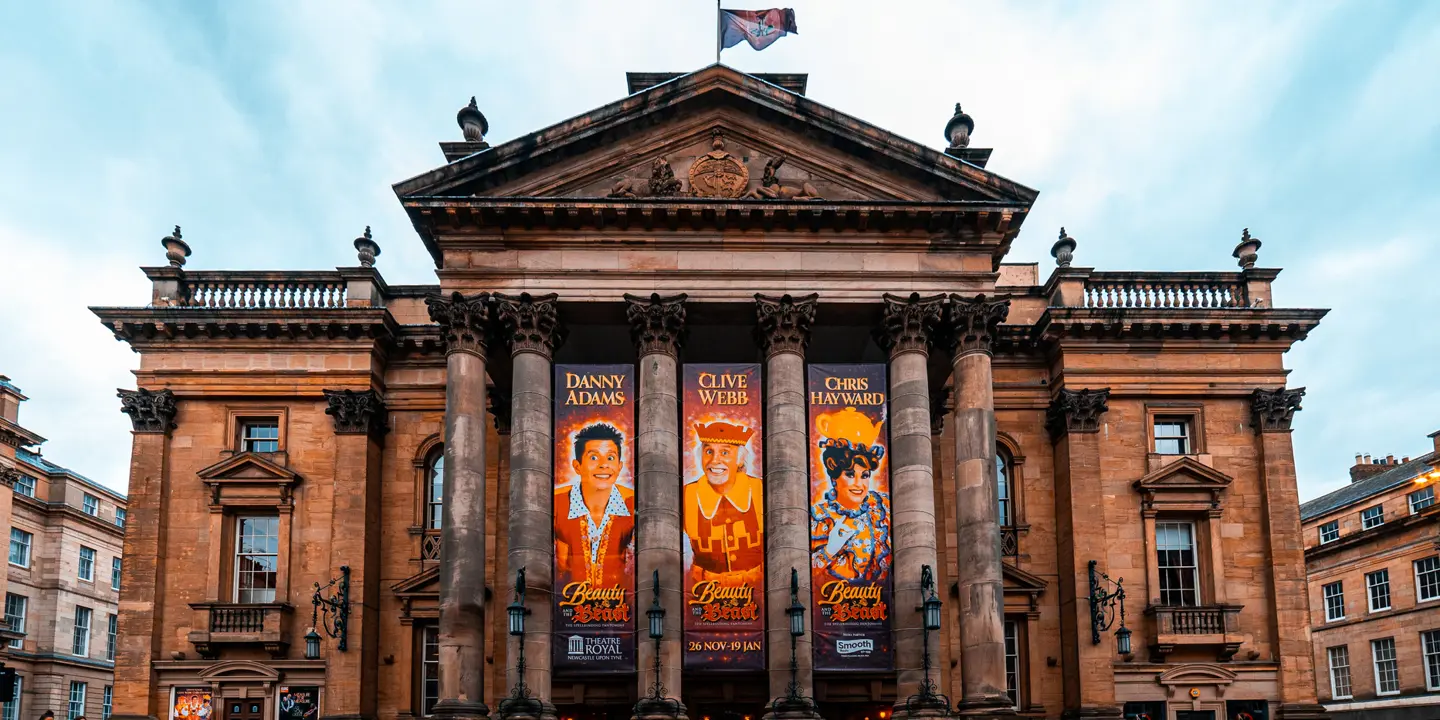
96,66,1331,720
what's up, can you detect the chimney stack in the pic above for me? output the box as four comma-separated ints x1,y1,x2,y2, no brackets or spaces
1350,452,1392,483
1431,430,1440,458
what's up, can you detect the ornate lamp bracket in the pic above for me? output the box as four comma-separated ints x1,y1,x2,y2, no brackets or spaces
1086,560,1129,649
311,566,351,651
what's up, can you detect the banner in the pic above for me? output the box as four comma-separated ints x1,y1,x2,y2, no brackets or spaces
553,365,637,673
170,688,213,720
681,364,765,671
278,686,320,720
806,364,893,671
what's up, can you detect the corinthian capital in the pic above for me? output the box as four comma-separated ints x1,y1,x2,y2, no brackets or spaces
876,292,944,358
118,388,177,433
425,291,494,358
0,467,21,488
754,293,818,358
323,389,388,436
945,294,1010,357
1251,387,1305,433
625,292,687,358
1045,388,1110,439
494,292,565,359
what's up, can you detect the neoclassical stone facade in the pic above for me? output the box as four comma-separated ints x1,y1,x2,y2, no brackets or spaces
97,67,1329,720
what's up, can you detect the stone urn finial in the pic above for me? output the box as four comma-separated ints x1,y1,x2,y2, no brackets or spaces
945,102,974,150
354,226,381,268
1233,228,1262,269
161,225,191,268
1051,227,1077,268
457,96,488,143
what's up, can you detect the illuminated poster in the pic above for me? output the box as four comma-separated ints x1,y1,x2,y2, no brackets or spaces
170,688,213,720
806,364,894,671
681,364,765,671
553,364,637,673
277,686,320,720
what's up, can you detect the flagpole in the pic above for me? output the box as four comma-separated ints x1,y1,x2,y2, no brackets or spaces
715,0,721,65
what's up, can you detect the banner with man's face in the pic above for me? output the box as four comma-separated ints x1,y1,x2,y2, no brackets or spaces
806,364,894,671
553,364,637,673
681,364,765,671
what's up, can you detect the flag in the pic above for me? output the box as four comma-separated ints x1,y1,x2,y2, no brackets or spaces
719,8,798,51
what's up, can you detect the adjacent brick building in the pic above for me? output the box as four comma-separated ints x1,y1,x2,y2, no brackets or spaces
1301,432,1440,719
0,376,128,720
96,66,1331,720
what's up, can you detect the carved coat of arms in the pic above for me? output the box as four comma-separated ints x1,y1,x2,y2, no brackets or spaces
687,129,750,198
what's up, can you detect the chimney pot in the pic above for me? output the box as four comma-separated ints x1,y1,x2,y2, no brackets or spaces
1364,454,1372,464
1403,457,1411,464
1387,454,1396,464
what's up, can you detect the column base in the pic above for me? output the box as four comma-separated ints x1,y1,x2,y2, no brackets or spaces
1277,704,1331,720
763,695,824,720
495,696,558,720
1058,707,1122,720
432,699,492,720
954,695,1016,719
631,696,688,720
892,693,953,720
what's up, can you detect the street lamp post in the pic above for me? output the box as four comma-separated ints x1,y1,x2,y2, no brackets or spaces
767,568,818,719
498,568,544,720
634,570,683,720
902,565,949,714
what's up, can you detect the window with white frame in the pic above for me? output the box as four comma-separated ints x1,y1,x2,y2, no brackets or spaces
72,606,91,657
1424,630,1440,692
114,508,126,528
111,557,122,591
106,613,117,661
78,546,95,581
1366,569,1391,612
997,449,1014,526
2,675,22,720
1361,505,1385,530
426,452,444,531
102,686,112,720
1004,620,1020,708
240,419,280,453
8,529,30,568
234,516,279,603
1153,416,1193,455
1327,645,1352,699
11,474,33,498
1372,638,1400,695
1411,486,1436,514
1323,581,1345,622
68,681,86,720
1417,556,1440,603
4,594,25,649
421,625,439,716
1319,520,1339,544
82,494,99,516
1156,522,1201,606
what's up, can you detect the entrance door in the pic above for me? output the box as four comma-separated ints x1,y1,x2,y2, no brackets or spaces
1175,712,1216,720
224,698,266,720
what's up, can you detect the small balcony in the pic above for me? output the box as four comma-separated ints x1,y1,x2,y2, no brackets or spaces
188,602,292,659
1145,604,1243,662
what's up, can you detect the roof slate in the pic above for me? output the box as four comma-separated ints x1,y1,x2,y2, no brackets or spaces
1300,451,1437,520
16,448,127,501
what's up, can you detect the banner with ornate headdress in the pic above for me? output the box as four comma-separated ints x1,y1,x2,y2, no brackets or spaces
682,363,765,671
806,364,893,671
553,365,637,673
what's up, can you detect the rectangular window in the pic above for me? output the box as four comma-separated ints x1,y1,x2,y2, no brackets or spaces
78,546,95,581
1367,569,1391,612
421,625,440,716
1156,521,1200,606
1417,556,1440,602
111,557,122,591
102,687,112,720
1361,505,1385,530
7,530,30,568
11,475,33,498
1424,630,1440,691
2,675,22,720
68,682,86,720
1318,520,1339,544
1323,581,1345,622
4,594,26,650
1004,620,1020,708
106,613,117,661
1327,646,1352,699
72,606,91,657
82,494,99,516
1153,417,1192,455
114,509,126,528
240,420,280,453
234,516,279,603
1411,486,1436,514
1372,638,1400,695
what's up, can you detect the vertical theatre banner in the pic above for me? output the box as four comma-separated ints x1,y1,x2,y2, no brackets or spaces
806,364,894,671
682,364,765,670
553,365,637,672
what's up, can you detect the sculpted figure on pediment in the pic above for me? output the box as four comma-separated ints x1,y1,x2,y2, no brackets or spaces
608,156,685,198
744,155,821,200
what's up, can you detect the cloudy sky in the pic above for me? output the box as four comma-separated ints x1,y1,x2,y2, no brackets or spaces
1,1,1436,499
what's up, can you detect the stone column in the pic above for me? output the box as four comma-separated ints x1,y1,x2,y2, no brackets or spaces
1251,389,1330,720
495,293,564,720
321,389,388,720
877,293,948,719
112,389,178,720
755,294,822,720
946,295,1013,719
426,292,496,720
1047,389,1120,720
624,293,689,720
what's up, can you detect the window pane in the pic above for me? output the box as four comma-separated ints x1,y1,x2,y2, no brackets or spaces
1417,556,1440,602
82,495,99,516
1328,646,1352,699
1004,620,1019,708
72,607,91,657
1411,487,1435,514
996,451,1012,526
1319,521,1339,544
1156,522,1200,606
68,682,86,720
428,454,444,531
421,626,440,716
1361,506,1384,529
4,594,26,649
242,421,280,453
1153,418,1191,455
13,475,34,498
8,529,30,567
1372,638,1399,694
78,547,95,581
235,516,280,603
1323,582,1345,621
1424,630,1440,691
1366,570,1391,612
2,675,22,720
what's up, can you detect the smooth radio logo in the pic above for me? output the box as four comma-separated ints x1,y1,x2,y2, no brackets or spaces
835,638,874,656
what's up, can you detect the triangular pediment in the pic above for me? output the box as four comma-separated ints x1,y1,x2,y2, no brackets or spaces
1003,564,1049,593
1133,457,1233,494
394,65,1037,206
196,452,300,484
392,565,439,596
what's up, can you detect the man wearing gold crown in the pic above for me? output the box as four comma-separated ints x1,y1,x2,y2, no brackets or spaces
683,421,765,587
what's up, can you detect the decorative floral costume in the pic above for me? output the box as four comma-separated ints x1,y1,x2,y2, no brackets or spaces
810,487,891,584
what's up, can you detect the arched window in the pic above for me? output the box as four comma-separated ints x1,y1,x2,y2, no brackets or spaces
997,447,1014,527
426,451,444,530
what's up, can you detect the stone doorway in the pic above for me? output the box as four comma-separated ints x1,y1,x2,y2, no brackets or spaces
222,697,266,720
